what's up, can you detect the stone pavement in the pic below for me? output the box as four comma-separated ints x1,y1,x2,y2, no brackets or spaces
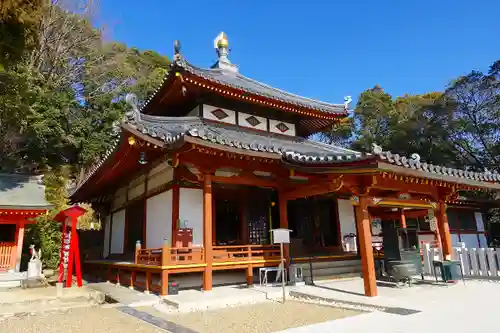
163,284,289,311
274,278,500,333
88,282,161,307
0,285,104,318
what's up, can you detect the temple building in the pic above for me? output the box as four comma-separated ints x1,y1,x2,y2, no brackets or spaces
0,174,52,272
72,33,500,297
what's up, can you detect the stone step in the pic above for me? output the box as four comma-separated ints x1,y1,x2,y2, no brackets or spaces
304,272,361,283
303,265,362,278
87,282,161,307
295,259,363,283
296,259,361,270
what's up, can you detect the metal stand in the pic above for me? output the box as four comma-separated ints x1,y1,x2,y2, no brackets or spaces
308,256,315,285
280,242,286,303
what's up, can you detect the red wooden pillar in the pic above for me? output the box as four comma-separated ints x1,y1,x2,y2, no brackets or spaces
437,201,452,259
355,195,377,297
172,184,180,247
399,209,407,228
202,174,213,291
13,221,25,272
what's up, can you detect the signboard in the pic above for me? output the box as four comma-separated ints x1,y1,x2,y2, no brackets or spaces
271,228,291,303
429,217,438,232
272,228,291,244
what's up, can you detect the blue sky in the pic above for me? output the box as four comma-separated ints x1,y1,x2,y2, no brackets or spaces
99,0,499,105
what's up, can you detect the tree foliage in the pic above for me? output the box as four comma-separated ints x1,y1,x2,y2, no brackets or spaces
0,0,170,174
2,1,170,267
0,0,42,70
320,60,499,231
324,60,499,174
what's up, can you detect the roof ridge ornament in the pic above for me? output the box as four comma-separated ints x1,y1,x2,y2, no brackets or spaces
125,93,141,123
173,40,183,63
372,143,383,155
344,96,352,111
211,32,238,73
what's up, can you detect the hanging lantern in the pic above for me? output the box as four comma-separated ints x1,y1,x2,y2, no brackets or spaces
138,151,147,165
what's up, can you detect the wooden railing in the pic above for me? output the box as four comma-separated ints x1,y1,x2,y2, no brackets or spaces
135,247,162,266
135,243,204,266
0,243,15,271
166,247,204,265
212,245,281,262
134,243,280,266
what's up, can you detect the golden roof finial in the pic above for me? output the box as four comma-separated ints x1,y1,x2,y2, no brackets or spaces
214,32,229,49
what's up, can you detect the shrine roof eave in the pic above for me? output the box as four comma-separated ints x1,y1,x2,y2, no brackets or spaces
124,112,362,160
140,58,349,118
0,173,52,211
0,205,52,211
282,149,500,190
377,162,500,190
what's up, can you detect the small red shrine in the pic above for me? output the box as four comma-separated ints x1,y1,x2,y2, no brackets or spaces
0,174,52,272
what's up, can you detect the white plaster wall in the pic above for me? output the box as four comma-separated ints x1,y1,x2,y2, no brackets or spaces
149,161,170,177
337,199,357,237
474,212,485,232
461,234,480,248
238,112,267,131
103,215,111,258
179,188,204,246
147,164,173,192
110,209,125,254
269,119,296,136
478,234,488,248
112,186,127,211
146,190,173,248
203,105,236,124
128,174,146,200
451,233,461,246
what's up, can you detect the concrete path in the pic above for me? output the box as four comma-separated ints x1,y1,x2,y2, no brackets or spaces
87,282,161,307
274,278,500,333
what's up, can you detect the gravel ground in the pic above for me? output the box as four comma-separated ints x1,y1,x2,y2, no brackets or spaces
0,307,167,333
141,299,362,333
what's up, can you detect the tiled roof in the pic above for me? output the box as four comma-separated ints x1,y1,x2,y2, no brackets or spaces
0,174,52,210
68,137,121,197
283,142,500,185
71,97,500,199
371,143,500,183
127,113,360,159
138,58,349,117
69,111,359,199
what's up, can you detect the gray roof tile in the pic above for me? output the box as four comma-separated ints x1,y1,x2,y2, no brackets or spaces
0,174,52,209
129,113,360,158
139,58,349,116
283,143,500,186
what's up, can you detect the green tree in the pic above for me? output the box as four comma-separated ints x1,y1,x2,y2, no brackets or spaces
3,0,170,266
0,0,42,70
0,0,170,173
444,60,500,171
350,85,399,152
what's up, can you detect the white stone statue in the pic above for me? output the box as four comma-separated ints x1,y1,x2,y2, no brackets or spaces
28,244,42,278
29,244,42,261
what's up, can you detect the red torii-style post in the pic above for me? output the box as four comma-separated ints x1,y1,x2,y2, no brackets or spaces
54,206,87,288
